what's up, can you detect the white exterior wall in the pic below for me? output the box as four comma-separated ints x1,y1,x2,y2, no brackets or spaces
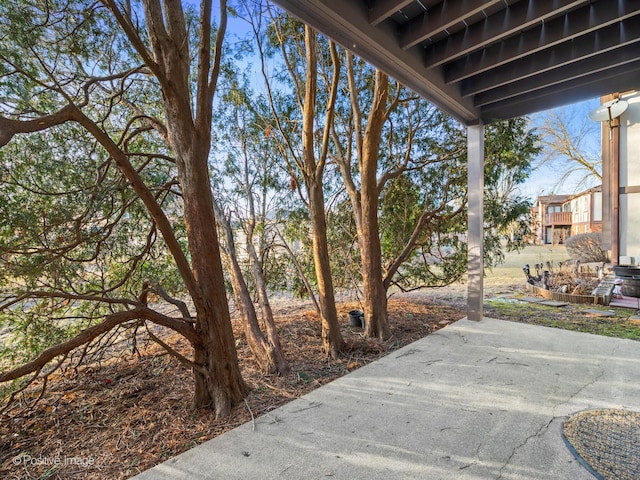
619,91,640,260
593,191,602,222
571,198,580,224
570,191,598,234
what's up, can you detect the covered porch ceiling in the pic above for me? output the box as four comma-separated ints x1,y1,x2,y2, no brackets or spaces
271,0,640,124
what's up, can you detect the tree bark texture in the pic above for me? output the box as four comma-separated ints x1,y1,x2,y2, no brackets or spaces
302,26,344,358
215,200,288,376
136,0,249,415
245,231,289,375
359,70,391,339
308,179,345,358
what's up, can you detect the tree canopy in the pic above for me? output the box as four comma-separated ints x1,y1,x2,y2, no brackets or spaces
0,0,539,417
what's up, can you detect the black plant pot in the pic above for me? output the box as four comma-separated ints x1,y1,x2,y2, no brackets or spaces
348,310,364,328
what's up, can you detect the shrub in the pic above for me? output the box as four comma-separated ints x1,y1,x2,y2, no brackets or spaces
565,233,608,263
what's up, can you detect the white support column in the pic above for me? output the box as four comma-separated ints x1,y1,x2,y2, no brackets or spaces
467,123,484,321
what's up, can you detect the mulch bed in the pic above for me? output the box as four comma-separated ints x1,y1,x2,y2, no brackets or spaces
0,298,464,480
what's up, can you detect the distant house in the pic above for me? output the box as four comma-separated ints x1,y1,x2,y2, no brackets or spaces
533,187,602,245
569,187,603,237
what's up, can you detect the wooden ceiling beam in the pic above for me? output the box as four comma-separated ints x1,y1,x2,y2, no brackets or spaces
400,0,504,50
474,45,640,107
424,0,587,68
480,61,640,121
273,0,640,124
446,0,639,83
369,0,416,26
461,16,640,98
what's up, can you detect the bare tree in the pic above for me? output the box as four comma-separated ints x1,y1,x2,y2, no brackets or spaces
536,107,601,192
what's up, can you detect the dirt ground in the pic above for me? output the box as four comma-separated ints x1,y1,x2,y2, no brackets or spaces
2,244,637,480
0,296,465,480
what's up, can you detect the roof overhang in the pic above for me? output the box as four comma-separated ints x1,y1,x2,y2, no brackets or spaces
272,0,640,125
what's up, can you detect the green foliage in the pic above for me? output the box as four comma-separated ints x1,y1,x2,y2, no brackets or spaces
379,174,422,260
0,127,182,375
279,207,316,296
0,1,122,114
482,118,540,266
325,200,359,290
376,111,539,288
0,0,193,386
210,61,298,296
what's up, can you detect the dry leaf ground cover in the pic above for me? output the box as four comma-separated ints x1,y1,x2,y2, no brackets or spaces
3,243,640,480
0,297,464,480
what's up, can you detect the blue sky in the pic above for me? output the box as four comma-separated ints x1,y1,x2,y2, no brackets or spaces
520,97,603,200
220,3,604,203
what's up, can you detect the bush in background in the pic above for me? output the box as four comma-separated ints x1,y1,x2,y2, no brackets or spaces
565,233,608,263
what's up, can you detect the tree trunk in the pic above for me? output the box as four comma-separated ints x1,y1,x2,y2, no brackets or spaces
301,25,344,358
245,236,289,375
139,0,249,416
244,134,289,375
225,246,285,375
359,70,391,339
308,179,345,358
215,200,288,375
192,324,249,416
359,213,390,340
176,140,250,414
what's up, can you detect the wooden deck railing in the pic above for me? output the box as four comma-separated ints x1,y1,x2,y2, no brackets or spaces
545,212,572,225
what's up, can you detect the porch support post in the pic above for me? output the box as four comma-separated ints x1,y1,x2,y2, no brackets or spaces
467,122,484,321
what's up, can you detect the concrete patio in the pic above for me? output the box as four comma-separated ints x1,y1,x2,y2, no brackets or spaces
132,317,640,479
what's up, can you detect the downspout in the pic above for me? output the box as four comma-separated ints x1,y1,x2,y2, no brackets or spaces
611,102,620,265
601,93,621,265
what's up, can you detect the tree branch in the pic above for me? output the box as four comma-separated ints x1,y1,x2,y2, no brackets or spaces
0,105,76,148
346,51,364,169
101,0,166,86
147,281,193,321
69,106,199,302
0,303,201,384
316,40,340,176
204,0,227,123
0,308,144,383
145,324,206,374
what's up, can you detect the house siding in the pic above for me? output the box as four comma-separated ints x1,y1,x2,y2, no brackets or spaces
619,91,640,261
534,188,602,245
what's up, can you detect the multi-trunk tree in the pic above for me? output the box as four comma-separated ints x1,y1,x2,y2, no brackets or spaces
0,0,540,417
247,4,345,358
0,0,248,417
331,57,462,339
331,55,539,338
241,4,539,343
210,79,289,376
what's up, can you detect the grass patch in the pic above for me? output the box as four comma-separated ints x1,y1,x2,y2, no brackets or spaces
485,298,640,341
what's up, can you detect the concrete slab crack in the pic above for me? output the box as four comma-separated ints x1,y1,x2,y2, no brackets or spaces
554,353,609,417
497,356,609,479
461,438,484,472
395,348,421,358
496,417,555,480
